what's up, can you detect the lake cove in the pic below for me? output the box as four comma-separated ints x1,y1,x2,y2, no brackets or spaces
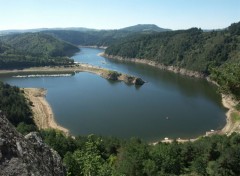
0,47,226,142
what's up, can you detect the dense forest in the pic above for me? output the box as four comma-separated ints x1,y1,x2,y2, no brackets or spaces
0,33,79,68
0,82,37,134
40,129,240,176
105,22,240,100
41,24,169,46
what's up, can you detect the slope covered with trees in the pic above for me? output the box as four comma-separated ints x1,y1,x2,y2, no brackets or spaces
0,33,79,68
42,24,170,46
105,22,240,99
0,82,36,134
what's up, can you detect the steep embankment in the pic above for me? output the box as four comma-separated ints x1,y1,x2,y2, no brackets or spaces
0,33,79,68
0,112,66,176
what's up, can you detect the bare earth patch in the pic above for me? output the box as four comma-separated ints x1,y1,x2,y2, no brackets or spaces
23,88,69,135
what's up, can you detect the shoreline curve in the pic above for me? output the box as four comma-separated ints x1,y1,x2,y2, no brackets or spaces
23,88,69,135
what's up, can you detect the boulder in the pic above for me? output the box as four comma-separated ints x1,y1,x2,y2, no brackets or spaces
0,112,66,176
133,77,145,85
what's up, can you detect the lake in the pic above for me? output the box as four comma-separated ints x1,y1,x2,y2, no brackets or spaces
0,47,226,142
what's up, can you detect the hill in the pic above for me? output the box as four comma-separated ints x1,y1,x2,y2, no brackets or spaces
1,33,79,57
0,33,79,68
0,24,170,47
41,24,170,46
120,24,170,32
105,22,240,99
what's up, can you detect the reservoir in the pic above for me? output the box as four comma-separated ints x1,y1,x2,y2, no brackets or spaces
0,47,226,142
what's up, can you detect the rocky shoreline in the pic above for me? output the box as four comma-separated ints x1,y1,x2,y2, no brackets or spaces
101,53,206,78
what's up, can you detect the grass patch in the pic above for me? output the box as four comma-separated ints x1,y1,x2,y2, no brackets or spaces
235,103,240,111
231,111,240,123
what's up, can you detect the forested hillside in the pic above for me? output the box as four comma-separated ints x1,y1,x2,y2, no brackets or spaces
105,22,240,99
41,129,240,176
42,24,170,46
0,82,36,134
0,33,79,68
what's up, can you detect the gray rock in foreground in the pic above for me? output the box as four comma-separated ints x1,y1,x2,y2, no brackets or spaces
0,112,66,176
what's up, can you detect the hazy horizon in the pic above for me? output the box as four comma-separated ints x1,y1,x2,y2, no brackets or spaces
0,0,239,31
0,23,236,32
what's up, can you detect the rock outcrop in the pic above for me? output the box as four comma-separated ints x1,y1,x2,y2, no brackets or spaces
0,111,66,176
102,53,206,79
101,71,145,86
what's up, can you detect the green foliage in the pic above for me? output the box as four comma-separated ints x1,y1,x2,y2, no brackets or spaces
0,82,34,127
40,129,77,157
40,129,240,176
236,104,240,111
115,138,149,175
150,142,184,175
231,112,240,123
1,33,79,57
0,33,79,69
71,135,112,176
210,62,240,99
38,130,240,176
16,122,37,135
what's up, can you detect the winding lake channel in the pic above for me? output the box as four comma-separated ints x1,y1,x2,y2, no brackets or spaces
0,47,227,142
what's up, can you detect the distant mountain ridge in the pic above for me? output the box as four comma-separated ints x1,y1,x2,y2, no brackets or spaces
0,24,169,34
0,24,171,47
40,24,170,46
120,24,170,32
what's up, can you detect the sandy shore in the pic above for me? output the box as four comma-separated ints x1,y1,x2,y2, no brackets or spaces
23,88,69,135
219,94,240,135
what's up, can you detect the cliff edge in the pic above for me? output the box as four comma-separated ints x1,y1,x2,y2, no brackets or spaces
0,111,66,176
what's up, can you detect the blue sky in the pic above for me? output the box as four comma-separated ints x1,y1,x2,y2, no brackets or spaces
0,0,239,30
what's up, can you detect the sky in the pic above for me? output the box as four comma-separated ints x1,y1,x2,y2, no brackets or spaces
0,0,239,30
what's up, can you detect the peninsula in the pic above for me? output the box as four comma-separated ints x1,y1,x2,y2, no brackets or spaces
0,63,145,86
